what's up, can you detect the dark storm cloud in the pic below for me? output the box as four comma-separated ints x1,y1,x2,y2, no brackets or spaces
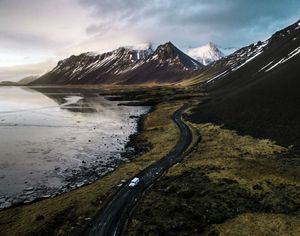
80,0,300,47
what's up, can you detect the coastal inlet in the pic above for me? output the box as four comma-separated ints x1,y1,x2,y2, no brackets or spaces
0,86,149,209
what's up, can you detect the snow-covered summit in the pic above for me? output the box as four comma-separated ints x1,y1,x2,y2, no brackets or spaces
187,42,224,65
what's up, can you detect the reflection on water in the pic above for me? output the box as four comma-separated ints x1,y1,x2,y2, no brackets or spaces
0,86,149,208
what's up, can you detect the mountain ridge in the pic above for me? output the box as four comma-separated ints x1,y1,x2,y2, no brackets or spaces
32,42,203,85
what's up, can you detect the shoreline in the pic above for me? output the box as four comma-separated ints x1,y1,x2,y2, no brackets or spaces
0,100,182,236
0,96,152,212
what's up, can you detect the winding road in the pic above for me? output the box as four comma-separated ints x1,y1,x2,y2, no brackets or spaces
85,103,192,236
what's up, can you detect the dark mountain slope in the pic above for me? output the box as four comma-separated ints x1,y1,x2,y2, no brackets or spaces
189,20,300,153
32,42,202,85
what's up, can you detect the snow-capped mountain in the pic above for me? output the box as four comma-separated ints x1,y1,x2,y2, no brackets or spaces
187,42,224,65
32,42,203,85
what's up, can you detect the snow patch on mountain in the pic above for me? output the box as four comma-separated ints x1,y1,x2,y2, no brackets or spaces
262,46,300,72
231,40,268,71
123,43,154,60
187,42,224,65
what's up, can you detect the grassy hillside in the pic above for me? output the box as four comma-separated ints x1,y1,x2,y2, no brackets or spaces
128,123,300,235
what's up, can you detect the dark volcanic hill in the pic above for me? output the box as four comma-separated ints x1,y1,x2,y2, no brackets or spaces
32,42,202,85
189,20,300,153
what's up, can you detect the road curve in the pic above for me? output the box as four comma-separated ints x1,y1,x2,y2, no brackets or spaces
85,103,192,236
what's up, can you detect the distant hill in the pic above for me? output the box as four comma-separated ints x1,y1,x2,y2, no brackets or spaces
17,75,38,85
0,81,16,86
0,76,38,86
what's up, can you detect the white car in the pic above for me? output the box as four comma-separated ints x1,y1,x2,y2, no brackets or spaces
129,177,140,188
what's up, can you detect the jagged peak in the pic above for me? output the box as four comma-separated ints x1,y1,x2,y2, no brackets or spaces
154,41,184,60
155,41,177,51
152,41,203,69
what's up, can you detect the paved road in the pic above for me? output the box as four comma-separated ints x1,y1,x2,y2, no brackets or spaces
85,104,192,236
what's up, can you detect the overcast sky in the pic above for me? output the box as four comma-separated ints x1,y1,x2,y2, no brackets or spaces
1,0,300,81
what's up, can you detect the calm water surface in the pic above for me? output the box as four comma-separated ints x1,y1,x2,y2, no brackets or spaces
0,86,149,208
